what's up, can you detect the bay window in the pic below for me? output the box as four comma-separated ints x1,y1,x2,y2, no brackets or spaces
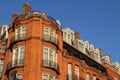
9,72,23,80
12,46,25,66
15,25,26,40
43,47,57,69
44,26,56,37
42,73,56,80
44,26,57,44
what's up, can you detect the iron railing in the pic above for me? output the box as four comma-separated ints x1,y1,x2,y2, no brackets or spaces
42,59,59,73
10,33,26,44
7,59,24,71
14,11,56,22
66,74,84,80
44,34,58,46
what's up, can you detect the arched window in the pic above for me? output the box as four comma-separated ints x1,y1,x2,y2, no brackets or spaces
93,75,96,80
75,65,79,80
86,73,90,80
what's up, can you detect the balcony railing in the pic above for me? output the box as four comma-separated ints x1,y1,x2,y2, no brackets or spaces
66,74,84,80
44,34,58,46
10,34,26,45
6,59,24,71
42,59,59,74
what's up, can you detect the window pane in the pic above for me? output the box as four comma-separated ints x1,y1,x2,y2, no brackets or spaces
51,29,55,37
68,64,72,80
9,74,16,80
19,46,25,60
15,28,20,35
16,72,23,80
50,75,54,80
86,73,90,80
0,59,4,76
93,75,96,80
15,28,20,40
75,66,79,80
18,46,25,65
43,47,49,66
50,49,55,61
21,26,26,34
43,47,49,60
12,48,18,60
50,49,55,67
44,27,49,35
43,73,48,80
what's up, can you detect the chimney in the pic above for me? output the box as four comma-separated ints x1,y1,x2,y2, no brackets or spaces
74,32,80,39
12,12,20,22
0,26,2,34
23,2,32,15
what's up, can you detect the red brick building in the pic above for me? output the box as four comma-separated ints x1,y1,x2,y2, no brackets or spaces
0,3,120,80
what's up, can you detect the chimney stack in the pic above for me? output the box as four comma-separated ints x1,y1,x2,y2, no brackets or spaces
23,2,32,15
12,12,20,22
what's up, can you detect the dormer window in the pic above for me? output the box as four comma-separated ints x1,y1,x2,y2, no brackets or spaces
78,40,84,52
94,48,100,63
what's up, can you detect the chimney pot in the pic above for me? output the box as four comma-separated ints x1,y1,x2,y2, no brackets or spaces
23,2,32,15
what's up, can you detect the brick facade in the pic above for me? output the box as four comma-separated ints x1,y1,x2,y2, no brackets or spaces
0,3,120,80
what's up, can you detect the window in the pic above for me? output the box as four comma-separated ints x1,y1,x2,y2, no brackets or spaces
12,46,25,66
9,72,23,80
0,45,6,53
44,26,57,44
44,27,49,35
19,46,25,60
0,59,4,76
63,32,66,41
75,65,79,80
68,63,72,80
68,34,70,43
42,73,56,80
21,26,27,34
0,59,4,64
43,47,57,68
44,26,56,38
86,73,90,80
15,25,27,40
93,75,96,80
15,26,26,35
78,41,84,52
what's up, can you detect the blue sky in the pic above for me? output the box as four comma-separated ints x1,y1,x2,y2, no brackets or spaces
0,0,120,63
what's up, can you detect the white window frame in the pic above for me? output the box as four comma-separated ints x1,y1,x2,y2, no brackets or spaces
75,65,79,80
86,73,90,80
68,63,72,80
43,47,57,67
93,75,96,80
12,46,25,65
42,73,55,80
